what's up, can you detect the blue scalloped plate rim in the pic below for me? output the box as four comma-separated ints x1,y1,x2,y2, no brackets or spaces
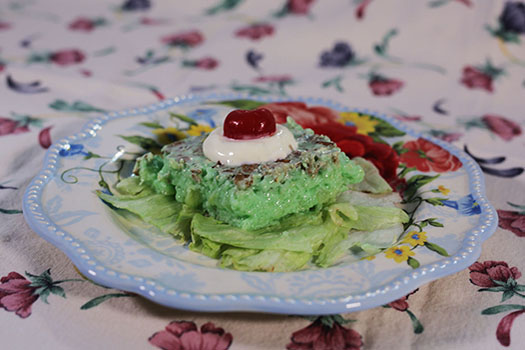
23,92,498,315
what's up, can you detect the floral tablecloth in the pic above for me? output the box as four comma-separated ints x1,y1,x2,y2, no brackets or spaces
1,0,525,349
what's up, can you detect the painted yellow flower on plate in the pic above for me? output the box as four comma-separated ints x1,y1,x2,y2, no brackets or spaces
437,185,450,196
384,246,415,263
152,127,187,145
338,112,379,135
402,231,428,247
187,124,214,136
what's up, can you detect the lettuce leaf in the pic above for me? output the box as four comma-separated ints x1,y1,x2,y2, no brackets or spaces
347,157,392,194
220,247,311,272
190,213,332,253
97,189,186,240
349,205,408,231
337,190,402,207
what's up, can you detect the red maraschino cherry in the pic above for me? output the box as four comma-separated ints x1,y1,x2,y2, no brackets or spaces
223,108,277,140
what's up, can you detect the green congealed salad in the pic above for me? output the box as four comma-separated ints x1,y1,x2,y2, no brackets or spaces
97,111,408,272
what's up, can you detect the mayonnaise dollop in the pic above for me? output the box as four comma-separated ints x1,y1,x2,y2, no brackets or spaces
202,125,298,166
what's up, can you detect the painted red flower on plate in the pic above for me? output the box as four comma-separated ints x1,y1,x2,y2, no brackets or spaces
258,101,339,126
259,102,400,183
399,138,462,173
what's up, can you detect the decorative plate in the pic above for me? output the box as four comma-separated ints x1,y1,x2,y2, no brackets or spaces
23,93,497,315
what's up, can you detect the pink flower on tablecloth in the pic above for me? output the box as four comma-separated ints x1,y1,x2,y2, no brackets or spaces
469,261,522,287
161,30,204,48
481,114,522,141
39,126,53,149
0,117,29,136
387,289,418,311
460,61,504,93
253,75,293,83
287,317,362,350
497,309,525,347
235,23,274,40
287,0,315,15
140,17,167,25
183,57,219,70
461,66,493,92
461,66,494,92
394,114,422,122
149,321,233,350
195,57,219,70
0,272,39,319
368,74,404,96
355,0,373,19
68,17,95,31
497,209,525,237
50,49,85,66
0,21,10,30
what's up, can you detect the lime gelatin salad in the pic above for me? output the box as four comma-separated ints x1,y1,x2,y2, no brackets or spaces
97,107,408,272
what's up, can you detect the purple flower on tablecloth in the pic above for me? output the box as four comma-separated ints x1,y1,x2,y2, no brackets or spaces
50,49,86,66
235,23,274,40
149,321,233,350
7,75,49,94
320,42,355,67
68,17,107,32
500,2,525,34
498,203,525,237
121,0,151,11
161,30,204,48
0,272,39,319
287,316,362,350
482,114,522,141
469,261,522,287
246,50,263,69
368,73,404,96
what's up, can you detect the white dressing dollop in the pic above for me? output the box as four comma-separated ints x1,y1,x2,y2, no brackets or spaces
202,125,298,166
